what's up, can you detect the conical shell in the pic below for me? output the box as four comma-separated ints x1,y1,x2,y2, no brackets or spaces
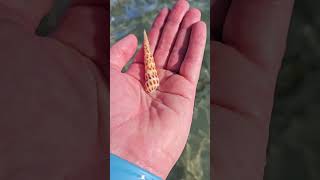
144,30,159,93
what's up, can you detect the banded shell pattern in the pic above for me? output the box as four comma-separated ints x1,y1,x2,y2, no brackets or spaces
143,30,159,93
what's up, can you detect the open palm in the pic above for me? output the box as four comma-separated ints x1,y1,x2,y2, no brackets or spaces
0,1,107,179
212,0,294,179
110,0,206,178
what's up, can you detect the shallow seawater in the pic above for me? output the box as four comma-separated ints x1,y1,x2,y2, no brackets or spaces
111,0,210,179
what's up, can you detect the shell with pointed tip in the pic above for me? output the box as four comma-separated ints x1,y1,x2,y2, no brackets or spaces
143,30,159,93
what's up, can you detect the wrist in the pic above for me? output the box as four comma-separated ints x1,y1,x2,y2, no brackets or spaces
111,145,177,179
110,153,162,180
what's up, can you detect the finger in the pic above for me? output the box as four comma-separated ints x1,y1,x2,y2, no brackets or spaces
153,0,189,68
49,5,107,68
166,8,201,72
110,34,138,71
132,7,169,64
211,0,232,41
223,0,295,74
0,0,54,32
180,21,207,84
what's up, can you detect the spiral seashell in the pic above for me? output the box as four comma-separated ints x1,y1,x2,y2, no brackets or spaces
143,30,159,93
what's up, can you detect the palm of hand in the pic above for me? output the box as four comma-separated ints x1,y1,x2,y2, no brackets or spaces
0,4,107,179
110,1,207,178
211,0,294,179
111,62,195,177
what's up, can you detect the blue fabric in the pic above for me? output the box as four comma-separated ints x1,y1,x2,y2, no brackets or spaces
110,153,162,180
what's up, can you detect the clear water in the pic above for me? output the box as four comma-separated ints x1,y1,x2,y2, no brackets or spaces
111,1,210,179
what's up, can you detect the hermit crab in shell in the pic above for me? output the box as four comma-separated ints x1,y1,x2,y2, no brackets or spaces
143,30,160,93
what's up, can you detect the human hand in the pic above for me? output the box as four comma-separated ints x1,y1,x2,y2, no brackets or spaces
211,0,294,179
110,0,207,178
0,1,107,179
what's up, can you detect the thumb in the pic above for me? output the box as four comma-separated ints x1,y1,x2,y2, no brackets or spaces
110,34,138,71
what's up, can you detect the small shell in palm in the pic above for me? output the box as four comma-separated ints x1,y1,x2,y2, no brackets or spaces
143,30,159,93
